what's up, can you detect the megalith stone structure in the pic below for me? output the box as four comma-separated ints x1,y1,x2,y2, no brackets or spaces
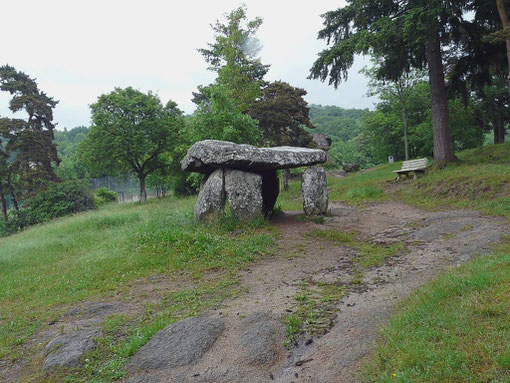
302,166,329,216
194,169,225,222
181,140,329,222
225,170,263,222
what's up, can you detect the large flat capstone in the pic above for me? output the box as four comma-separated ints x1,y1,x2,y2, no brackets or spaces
181,140,327,173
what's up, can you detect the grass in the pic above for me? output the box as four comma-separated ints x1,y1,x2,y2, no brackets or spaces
365,240,510,383
317,143,510,382
0,196,274,381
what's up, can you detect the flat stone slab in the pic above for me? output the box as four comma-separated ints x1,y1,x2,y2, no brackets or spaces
129,316,225,370
181,140,327,173
43,327,102,371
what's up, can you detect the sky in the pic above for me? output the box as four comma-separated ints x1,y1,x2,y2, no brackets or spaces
0,0,376,130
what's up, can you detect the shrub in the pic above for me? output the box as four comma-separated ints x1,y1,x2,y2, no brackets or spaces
94,187,118,205
0,181,95,236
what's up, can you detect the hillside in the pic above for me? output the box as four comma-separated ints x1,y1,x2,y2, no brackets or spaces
0,144,508,382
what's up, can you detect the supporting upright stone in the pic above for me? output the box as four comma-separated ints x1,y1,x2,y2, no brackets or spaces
302,166,328,216
194,169,225,222
225,170,263,222
260,170,279,216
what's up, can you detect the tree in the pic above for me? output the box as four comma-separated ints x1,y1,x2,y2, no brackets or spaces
309,1,474,165
362,65,426,160
190,84,260,145
0,65,60,216
79,87,183,202
248,81,315,146
197,5,269,111
247,81,316,191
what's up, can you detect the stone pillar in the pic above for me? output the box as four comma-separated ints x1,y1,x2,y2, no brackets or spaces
194,169,225,222
301,166,328,216
225,170,263,222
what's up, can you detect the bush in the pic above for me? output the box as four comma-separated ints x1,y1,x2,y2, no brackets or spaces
94,187,118,205
0,181,95,236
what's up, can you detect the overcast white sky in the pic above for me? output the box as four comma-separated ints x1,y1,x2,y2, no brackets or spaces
0,0,376,130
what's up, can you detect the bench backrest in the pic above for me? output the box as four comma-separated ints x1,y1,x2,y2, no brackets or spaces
400,158,428,171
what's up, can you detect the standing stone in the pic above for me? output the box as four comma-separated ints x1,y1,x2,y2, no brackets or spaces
194,169,225,222
302,166,328,216
260,170,279,216
225,170,263,222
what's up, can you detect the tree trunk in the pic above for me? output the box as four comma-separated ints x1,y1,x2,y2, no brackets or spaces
139,173,147,203
494,118,506,144
426,27,456,165
0,193,7,221
496,0,510,99
401,105,410,160
10,191,19,211
282,169,290,191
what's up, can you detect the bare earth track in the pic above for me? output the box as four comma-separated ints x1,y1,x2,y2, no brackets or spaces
125,201,506,383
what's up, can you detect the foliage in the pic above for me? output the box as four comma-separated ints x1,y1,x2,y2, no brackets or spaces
0,181,94,236
93,187,118,206
189,84,260,145
0,65,60,218
248,81,315,146
309,0,488,162
54,126,90,180
197,5,269,112
79,87,184,202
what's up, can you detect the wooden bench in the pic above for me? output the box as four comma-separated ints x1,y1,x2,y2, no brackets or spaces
393,158,428,180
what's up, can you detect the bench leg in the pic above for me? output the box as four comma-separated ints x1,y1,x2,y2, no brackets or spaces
413,172,418,180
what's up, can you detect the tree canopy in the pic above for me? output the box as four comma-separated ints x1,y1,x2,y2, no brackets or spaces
309,0,492,164
79,87,183,202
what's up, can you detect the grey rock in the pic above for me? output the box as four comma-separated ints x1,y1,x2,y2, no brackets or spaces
43,327,102,371
194,169,225,222
181,140,327,173
311,133,332,151
129,316,225,370
239,312,284,366
261,170,279,216
342,163,360,172
302,166,328,216
225,170,263,222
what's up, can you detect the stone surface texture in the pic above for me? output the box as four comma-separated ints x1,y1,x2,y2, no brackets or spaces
238,312,284,366
311,133,332,150
194,169,225,222
302,166,329,216
43,327,102,371
128,316,225,371
181,140,327,173
225,170,263,222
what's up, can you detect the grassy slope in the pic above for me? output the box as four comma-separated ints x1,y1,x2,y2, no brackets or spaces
0,143,508,382
320,143,509,382
0,197,274,381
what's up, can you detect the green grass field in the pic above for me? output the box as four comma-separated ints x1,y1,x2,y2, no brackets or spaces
0,197,274,381
0,143,509,382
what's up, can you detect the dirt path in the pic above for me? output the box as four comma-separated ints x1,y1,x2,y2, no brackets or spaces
124,201,506,383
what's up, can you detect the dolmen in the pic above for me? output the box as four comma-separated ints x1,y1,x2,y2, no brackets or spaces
181,140,329,222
